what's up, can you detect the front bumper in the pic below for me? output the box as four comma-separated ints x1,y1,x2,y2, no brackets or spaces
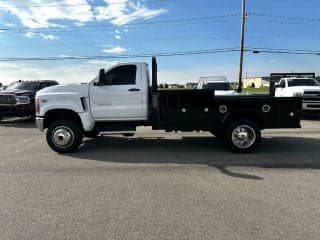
36,117,44,131
0,104,34,117
303,102,320,111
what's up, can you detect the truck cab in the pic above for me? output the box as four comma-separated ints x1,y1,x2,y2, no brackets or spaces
275,77,320,111
89,62,150,121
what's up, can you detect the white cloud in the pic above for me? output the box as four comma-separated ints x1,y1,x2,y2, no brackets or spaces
25,32,36,38
115,34,122,39
39,33,59,40
0,0,167,29
5,23,16,27
0,0,94,28
96,0,167,26
24,31,58,40
102,46,127,54
74,22,85,27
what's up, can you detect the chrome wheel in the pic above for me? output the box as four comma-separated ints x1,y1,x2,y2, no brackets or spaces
231,125,256,149
51,126,75,149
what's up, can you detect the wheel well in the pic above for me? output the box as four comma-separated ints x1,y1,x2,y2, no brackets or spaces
43,109,83,130
223,111,264,130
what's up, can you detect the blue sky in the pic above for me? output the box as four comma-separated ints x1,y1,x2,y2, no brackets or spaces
0,0,319,85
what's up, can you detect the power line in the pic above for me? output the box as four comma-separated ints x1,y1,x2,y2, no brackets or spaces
0,47,320,62
0,48,240,62
251,13,320,23
0,14,240,33
247,47,320,55
3,31,320,50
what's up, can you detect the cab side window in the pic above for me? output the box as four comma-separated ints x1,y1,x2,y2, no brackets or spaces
103,65,137,85
279,80,286,88
39,82,48,89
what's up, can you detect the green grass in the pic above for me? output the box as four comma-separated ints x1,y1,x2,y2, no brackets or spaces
158,87,270,94
242,87,269,94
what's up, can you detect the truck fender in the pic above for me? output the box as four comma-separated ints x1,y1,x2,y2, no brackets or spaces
223,111,263,129
43,108,95,131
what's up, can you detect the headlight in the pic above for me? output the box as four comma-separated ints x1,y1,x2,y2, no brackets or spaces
35,98,40,114
15,96,30,104
293,92,303,97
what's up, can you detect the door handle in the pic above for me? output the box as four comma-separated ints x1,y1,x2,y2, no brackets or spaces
129,88,140,92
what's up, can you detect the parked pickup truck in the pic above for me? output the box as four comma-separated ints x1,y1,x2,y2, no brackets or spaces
196,76,237,96
35,58,302,153
275,77,320,111
0,80,59,121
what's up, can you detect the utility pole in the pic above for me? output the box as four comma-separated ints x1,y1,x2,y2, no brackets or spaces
237,0,246,93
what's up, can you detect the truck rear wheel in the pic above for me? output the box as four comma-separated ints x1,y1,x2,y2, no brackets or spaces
224,120,261,153
46,120,83,153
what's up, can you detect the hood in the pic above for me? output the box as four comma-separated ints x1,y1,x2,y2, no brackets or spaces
0,89,34,96
36,83,89,97
288,86,320,93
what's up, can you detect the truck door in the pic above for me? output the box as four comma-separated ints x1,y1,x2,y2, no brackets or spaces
89,64,145,120
275,79,286,96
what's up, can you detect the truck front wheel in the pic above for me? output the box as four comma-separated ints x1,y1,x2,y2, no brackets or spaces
224,120,261,153
46,120,83,153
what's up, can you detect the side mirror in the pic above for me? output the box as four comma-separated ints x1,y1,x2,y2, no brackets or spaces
98,68,105,84
275,82,285,88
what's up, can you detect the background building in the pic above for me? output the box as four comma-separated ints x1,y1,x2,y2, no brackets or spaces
243,77,270,88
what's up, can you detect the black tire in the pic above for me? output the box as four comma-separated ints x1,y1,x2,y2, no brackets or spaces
224,119,261,153
210,129,225,139
84,128,100,138
46,120,83,153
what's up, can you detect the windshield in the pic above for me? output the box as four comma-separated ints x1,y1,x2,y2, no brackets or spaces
7,82,39,91
288,78,320,87
203,82,233,90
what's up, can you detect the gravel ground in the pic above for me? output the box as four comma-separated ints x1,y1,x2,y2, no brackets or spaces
0,118,320,240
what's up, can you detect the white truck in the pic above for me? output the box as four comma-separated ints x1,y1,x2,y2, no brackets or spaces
35,58,302,153
196,76,237,96
275,77,320,111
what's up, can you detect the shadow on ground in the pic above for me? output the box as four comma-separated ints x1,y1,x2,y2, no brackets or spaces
67,135,320,180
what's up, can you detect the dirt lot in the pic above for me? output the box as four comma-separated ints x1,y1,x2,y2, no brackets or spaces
0,118,320,240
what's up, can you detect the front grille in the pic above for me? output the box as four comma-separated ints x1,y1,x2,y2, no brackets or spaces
304,97,320,102
303,90,320,103
0,95,16,105
304,91,320,95
306,104,320,108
